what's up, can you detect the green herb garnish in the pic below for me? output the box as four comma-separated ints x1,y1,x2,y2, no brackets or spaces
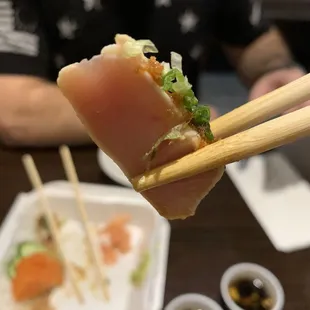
192,105,210,126
162,68,191,95
144,51,214,162
162,69,183,92
183,93,198,111
162,67,214,142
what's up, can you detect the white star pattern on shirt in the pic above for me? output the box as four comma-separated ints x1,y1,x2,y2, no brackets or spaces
179,10,198,34
190,44,203,60
83,0,102,12
250,0,262,26
57,18,78,39
155,0,172,8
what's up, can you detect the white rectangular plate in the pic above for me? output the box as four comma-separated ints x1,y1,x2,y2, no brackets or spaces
226,152,310,253
0,181,170,310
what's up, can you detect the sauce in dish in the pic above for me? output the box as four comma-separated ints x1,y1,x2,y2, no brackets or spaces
229,278,273,310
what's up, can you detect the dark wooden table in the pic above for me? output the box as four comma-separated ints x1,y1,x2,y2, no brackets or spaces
0,145,310,310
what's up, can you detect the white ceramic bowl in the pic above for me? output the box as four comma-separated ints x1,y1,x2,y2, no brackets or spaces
97,149,132,187
165,293,223,310
220,263,285,310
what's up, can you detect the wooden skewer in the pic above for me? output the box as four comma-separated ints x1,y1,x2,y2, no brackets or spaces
59,145,110,301
131,106,310,192
211,73,310,139
22,155,84,303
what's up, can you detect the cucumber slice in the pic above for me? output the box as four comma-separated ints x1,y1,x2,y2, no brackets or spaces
6,255,21,279
17,241,47,258
5,242,48,279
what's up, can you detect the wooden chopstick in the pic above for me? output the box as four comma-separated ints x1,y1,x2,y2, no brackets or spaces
59,145,110,301
131,106,310,192
22,155,84,303
211,73,310,139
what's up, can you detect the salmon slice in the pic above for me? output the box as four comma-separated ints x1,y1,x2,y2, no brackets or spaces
101,244,118,265
12,253,64,302
57,35,224,219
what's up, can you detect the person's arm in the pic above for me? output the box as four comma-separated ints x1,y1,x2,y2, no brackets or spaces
0,2,91,147
211,0,300,86
0,75,90,147
225,27,299,87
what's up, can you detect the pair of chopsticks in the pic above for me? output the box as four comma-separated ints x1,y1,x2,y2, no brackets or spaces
22,146,110,303
132,73,310,192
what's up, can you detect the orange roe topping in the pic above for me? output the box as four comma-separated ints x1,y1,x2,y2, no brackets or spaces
199,138,208,148
140,56,164,85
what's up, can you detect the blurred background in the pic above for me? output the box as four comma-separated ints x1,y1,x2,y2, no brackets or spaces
199,0,310,180
200,0,310,109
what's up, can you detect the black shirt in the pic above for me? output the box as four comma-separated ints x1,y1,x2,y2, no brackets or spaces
0,0,269,91
275,20,310,71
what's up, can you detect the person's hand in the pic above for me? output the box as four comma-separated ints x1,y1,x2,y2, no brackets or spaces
249,66,310,114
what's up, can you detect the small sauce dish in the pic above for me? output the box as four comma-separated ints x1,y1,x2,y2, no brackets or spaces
165,293,223,310
220,263,285,310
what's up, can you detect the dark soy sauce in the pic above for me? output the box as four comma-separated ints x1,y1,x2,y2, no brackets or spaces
228,278,273,310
